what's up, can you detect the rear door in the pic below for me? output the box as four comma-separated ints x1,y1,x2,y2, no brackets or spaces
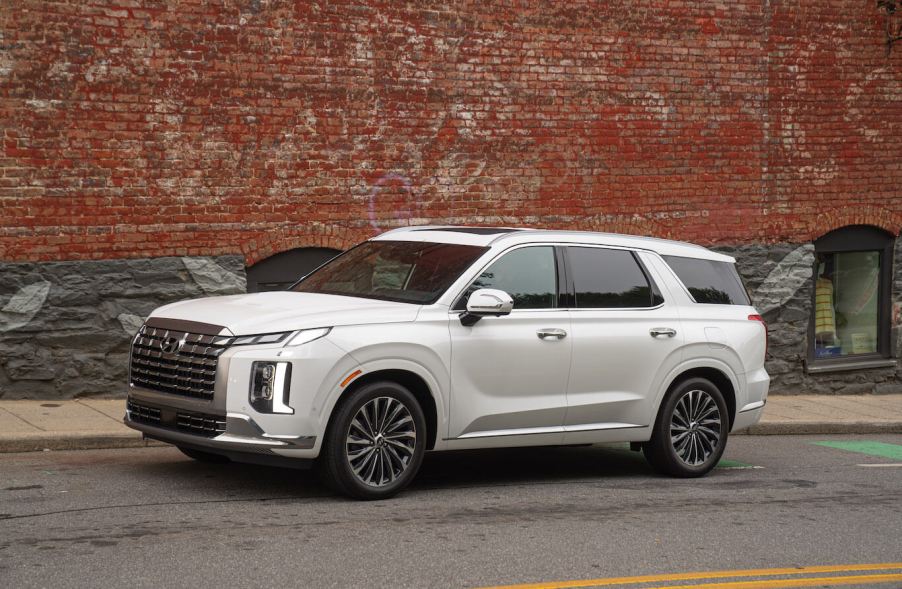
562,246,684,439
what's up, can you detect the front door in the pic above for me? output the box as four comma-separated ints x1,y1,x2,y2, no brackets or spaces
448,245,571,439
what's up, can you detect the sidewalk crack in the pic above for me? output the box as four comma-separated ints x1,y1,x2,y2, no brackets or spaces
0,407,44,431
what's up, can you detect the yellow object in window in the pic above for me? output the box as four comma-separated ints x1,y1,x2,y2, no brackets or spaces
815,276,836,340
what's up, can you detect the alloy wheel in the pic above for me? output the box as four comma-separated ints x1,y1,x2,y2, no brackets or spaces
345,396,417,487
669,389,722,466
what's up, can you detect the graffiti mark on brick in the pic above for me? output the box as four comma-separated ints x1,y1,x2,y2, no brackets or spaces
0,281,50,333
366,173,429,232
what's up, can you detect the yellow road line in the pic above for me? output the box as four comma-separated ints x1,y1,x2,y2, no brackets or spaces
476,563,902,589
646,572,902,589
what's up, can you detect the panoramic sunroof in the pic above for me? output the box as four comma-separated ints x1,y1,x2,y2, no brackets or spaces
410,227,522,235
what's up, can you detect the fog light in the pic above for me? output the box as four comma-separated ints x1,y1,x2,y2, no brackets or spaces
250,361,293,414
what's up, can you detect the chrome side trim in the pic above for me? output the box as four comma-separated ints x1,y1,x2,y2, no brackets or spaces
738,400,766,413
454,422,643,440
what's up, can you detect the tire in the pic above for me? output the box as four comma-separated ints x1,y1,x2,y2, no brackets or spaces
643,377,729,478
318,380,427,500
178,446,230,463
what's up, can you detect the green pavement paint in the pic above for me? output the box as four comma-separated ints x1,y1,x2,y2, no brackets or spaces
813,441,902,461
716,459,756,469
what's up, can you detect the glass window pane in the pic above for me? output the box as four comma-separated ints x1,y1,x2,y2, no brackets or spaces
467,247,557,309
569,247,656,308
663,256,751,305
294,241,486,304
814,251,880,357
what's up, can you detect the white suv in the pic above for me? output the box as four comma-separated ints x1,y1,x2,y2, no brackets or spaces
125,227,769,499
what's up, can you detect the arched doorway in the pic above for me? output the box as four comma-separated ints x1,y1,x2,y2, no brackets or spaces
246,247,342,292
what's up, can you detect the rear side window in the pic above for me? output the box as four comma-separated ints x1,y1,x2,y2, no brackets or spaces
568,247,663,308
663,255,750,305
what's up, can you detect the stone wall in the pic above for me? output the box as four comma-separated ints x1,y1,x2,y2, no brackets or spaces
717,243,902,395
0,256,245,398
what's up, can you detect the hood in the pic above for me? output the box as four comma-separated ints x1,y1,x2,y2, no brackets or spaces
150,291,421,335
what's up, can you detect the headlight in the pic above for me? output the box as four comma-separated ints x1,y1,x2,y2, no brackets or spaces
285,327,331,347
250,361,293,414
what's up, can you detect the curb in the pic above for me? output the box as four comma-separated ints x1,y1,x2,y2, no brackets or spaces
0,433,166,453
736,422,902,435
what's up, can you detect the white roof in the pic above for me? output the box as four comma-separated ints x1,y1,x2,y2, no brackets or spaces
373,226,734,262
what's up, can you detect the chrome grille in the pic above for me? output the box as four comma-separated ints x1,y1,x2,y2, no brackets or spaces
176,410,227,437
127,400,161,426
129,324,234,399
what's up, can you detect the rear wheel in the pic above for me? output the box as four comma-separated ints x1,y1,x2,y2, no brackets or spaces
318,380,426,500
643,377,728,477
178,446,230,463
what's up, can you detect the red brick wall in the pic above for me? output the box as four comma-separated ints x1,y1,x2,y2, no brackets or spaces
1,1,900,264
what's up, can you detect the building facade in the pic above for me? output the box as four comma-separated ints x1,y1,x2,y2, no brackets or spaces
1,1,901,398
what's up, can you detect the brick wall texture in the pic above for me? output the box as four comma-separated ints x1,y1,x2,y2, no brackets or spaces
1,0,901,266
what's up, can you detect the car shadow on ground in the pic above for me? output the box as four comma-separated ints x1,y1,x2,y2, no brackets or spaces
136,443,655,500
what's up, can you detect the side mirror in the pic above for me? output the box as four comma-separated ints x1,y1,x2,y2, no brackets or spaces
460,289,514,326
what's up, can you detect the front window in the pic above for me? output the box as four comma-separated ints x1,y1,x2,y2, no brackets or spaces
458,246,558,310
292,241,486,304
811,225,894,362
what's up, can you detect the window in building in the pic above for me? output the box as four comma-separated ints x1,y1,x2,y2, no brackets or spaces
810,225,894,365
247,247,342,292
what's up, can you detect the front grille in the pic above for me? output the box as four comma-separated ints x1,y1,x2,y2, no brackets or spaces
127,400,161,426
129,324,234,399
128,399,226,438
176,410,227,437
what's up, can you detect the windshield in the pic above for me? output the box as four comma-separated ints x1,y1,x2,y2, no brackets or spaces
292,241,487,304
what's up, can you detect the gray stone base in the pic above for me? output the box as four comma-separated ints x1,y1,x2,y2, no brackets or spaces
715,241,902,395
0,256,245,398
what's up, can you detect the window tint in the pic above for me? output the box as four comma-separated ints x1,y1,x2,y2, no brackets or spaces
569,247,661,308
294,241,486,304
663,256,750,305
463,246,557,309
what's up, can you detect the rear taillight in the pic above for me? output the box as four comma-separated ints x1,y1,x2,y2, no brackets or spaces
748,314,767,357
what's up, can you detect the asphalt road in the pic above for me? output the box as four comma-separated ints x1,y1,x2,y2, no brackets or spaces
1,435,901,588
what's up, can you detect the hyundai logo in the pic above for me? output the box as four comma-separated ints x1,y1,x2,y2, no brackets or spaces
160,336,181,354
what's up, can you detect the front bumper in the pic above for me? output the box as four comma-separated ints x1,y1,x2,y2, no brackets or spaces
124,397,317,469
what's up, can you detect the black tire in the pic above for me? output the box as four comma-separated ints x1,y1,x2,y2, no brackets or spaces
178,446,230,463
318,380,427,500
643,377,729,478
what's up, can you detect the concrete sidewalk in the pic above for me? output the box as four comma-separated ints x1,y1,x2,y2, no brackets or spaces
1,395,902,453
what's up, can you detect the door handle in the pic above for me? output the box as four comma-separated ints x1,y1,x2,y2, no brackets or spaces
649,327,677,338
537,328,567,340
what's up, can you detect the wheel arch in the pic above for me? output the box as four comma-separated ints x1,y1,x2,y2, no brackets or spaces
656,362,740,429
326,367,441,451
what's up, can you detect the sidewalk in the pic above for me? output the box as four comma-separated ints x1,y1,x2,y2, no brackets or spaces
1,395,902,453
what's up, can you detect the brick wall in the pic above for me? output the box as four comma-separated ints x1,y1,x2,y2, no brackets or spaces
1,1,900,266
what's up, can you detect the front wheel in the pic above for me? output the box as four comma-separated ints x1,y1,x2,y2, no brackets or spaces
643,377,729,477
318,381,427,500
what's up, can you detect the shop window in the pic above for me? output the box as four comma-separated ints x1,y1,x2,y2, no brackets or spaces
246,247,342,292
810,226,894,367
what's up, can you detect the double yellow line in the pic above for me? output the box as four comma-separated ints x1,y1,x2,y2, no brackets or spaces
477,563,902,589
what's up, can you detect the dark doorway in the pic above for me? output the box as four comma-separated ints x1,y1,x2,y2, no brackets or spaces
246,247,342,293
